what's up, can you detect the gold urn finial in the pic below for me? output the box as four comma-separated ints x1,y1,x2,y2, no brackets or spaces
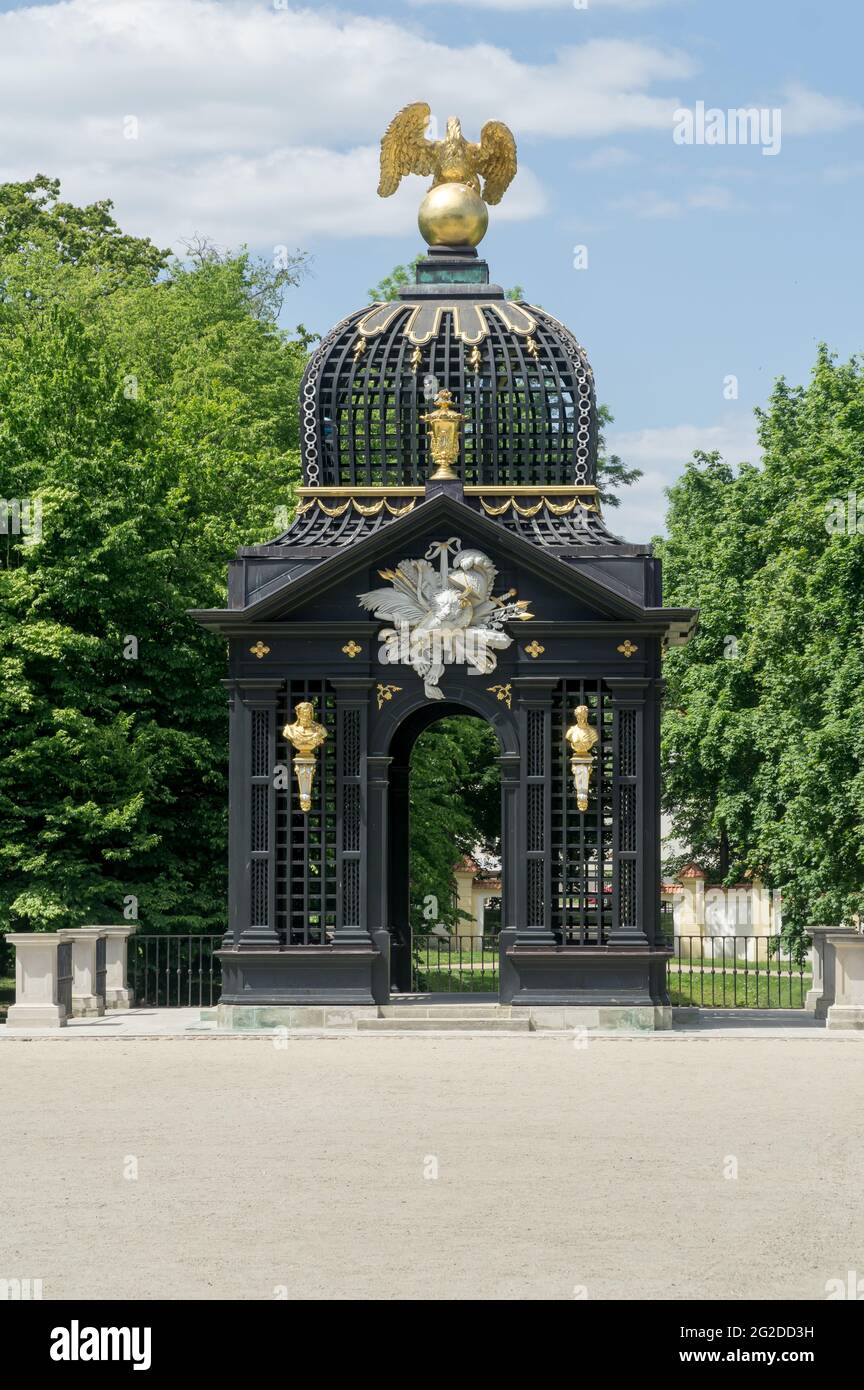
420,388,465,481
378,102,517,249
282,700,328,813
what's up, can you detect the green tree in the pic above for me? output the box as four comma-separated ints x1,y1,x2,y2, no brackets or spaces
0,179,309,934
409,716,500,934
658,347,864,938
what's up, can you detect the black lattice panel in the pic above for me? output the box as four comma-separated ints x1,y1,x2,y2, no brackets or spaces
616,707,639,930
338,706,363,931
276,682,337,945
551,682,614,944
525,706,547,929
249,708,272,931
300,303,597,489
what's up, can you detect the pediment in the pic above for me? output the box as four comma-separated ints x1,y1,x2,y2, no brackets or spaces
191,493,694,638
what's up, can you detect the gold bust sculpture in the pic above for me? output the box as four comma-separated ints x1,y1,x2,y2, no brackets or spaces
420,388,465,481
282,701,328,812
565,705,598,812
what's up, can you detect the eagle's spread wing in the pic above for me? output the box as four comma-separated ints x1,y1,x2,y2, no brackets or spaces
357,587,428,625
378,102,436,197
472,121,517,205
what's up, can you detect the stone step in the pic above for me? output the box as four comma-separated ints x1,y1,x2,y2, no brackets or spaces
358,1015,531,1033
379,1003,510,1020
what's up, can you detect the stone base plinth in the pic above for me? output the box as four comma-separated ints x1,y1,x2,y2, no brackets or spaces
214,1001,671,1033
825,1005,864,1031
217,945,385,1007
104,988,134,1010
71,994,104,1018
528,1005,671,1032
501,939,671,1009
6,1003,67,1029
217,1004,379,1030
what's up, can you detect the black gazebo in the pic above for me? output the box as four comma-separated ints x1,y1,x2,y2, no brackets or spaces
192,135,696,1026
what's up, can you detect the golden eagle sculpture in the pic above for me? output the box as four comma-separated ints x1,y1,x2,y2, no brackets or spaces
377,102,518,248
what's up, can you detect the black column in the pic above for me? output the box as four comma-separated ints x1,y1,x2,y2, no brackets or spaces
331,679,374,946
366,750,394,1001
513,677,558,946
231,677,283,949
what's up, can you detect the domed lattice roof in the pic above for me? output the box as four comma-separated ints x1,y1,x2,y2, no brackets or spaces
299,257,597,492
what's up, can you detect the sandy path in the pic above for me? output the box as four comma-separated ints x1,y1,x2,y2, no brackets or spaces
1,1034,861,1301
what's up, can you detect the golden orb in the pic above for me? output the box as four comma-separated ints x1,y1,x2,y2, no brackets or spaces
418,182,488,248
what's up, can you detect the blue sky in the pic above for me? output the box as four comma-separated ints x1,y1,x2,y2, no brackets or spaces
1,0,861,537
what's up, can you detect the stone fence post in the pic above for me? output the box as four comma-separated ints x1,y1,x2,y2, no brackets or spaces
826,932,864,1031
806,925,855,1018
65,927,106,1017
101,925,137,1009
5,932,72,1028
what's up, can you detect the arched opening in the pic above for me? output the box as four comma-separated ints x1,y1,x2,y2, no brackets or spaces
387,704,503,996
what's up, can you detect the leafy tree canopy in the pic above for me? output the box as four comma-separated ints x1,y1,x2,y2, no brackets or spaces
658,347,864,937
409,716,500,933
0,177,309,933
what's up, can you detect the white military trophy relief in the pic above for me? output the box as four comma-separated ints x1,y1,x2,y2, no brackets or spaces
358,537,533,700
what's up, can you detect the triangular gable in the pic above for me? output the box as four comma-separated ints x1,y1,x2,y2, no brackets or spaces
191,493,691,634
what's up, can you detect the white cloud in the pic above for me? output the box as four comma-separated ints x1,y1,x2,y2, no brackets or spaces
607,418,760,540
0,0,694,248
411,0,670,10
780,82,864,135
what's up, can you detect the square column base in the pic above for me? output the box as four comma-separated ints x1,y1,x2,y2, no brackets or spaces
826,1004,864,1031
71,994,104,1018
6,1003,67,1029
104,987,134,1010
217,946,383,1006
501,945,671,1008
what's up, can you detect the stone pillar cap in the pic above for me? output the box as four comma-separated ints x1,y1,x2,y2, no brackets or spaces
5,931,67,944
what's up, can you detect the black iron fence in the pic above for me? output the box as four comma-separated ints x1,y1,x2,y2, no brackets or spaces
412,934,499,994
57,940,73,1017
668,935,808,1009
130,934,223,1007
113,930,810,1009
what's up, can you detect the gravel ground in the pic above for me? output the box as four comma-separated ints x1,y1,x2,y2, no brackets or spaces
1,1034,862,1301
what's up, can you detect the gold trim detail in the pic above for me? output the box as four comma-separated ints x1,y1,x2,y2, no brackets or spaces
377,684,402,710
525,641,545,659
487,683,512,709
617,640,639,658
297,496,417,519
249,641,270,660
356,299,537,349
342,641,362,658
479,495,597,518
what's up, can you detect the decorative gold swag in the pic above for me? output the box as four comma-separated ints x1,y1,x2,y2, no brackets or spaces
295,494,597,520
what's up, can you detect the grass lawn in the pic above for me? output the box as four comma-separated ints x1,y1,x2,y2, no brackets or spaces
669,969,810,1009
